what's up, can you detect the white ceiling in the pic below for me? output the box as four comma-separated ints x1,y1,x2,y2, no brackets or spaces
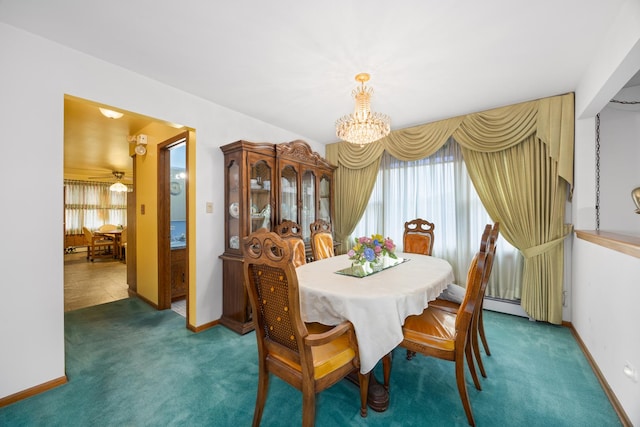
0,0,637,153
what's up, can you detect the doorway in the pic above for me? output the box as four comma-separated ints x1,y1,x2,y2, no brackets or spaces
157,132,189,319
63,95,188,314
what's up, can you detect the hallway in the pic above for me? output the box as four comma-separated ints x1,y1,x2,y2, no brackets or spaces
64,250,128,312
64,250,187,317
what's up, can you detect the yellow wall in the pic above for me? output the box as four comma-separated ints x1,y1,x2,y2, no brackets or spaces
134,123,187,305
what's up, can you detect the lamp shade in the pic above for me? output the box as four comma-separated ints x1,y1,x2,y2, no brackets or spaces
110,182,128,192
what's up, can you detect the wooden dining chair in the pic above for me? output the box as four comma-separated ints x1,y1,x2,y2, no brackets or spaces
309,219,334,261
97,223,118,242
430,223,499,378
403,218,435,255
242,228,368,427
82,226,114,261
274,220,306,268
402,218,436,359
400,249,491,427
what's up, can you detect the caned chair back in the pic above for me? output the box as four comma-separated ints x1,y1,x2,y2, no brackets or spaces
310,219,334,260
275,220,306,267
243,229,306,358
242,228,368,426
403,218,435,255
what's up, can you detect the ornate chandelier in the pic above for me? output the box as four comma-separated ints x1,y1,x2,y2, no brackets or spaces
336,73,390,147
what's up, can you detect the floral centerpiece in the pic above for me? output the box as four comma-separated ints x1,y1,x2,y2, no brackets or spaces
347,234,398,275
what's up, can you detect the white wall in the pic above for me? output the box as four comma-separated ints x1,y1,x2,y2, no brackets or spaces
573,110,640,425
573,116,640,427
571,1,640,421
572,238,640,423
598,106,640,232
0,23,322,400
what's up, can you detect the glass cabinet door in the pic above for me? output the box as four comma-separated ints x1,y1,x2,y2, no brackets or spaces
319,174,331,223
301,170,316,242
250,159,272,233
280,165,298,223
227,160,240,251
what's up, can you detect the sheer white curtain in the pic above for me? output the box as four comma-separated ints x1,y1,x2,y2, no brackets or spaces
351,138,523,301
64,180,128,235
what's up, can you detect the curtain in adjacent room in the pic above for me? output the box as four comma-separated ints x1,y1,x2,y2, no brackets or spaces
64,180,128,235
326,93,574,324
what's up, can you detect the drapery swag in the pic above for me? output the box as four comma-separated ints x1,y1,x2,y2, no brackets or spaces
326,93,574,324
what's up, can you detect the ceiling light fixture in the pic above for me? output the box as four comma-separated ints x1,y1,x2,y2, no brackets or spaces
99,107,124,119
110,181,128,192
109,171,128,192
336,73,390,147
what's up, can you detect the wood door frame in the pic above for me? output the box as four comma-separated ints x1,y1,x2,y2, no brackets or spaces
126,163,137,292
157,131,189,312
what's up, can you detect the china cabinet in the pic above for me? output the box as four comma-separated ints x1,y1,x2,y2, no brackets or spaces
219,139,335,334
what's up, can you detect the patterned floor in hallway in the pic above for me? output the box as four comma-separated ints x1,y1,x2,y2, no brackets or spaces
64,250,187,317
64,250,129,312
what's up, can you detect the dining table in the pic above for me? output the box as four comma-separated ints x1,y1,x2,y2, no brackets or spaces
296,252,454,410
95,229,124,259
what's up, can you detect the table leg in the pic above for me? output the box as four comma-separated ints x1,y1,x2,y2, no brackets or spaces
366,374,389,412
346,352,392,412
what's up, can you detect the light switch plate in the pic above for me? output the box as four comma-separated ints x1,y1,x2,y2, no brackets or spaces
206,202,213,213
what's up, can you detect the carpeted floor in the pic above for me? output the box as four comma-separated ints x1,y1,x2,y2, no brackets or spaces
0,298,622,426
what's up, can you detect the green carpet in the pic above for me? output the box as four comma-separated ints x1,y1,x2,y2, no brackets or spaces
0,298,621,426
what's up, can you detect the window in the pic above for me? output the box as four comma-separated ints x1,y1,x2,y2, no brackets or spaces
64,180,127,235
351,139,523,301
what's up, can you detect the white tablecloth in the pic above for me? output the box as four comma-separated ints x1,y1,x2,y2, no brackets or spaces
296,252,454,374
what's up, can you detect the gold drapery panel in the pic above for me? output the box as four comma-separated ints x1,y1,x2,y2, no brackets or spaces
326,145,381,246
327,93,574,324
462,136,570,324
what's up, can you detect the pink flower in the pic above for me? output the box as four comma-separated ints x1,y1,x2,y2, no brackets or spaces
385,239,395,250
347,249,355,257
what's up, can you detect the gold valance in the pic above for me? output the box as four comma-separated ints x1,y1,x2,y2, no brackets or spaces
327,93,574,186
